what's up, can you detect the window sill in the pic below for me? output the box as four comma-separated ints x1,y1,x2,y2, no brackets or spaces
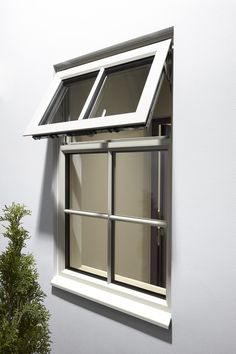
51,269,171,329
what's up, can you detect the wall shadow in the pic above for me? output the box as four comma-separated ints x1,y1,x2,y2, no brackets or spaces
37,139,57,236
52,286,172,343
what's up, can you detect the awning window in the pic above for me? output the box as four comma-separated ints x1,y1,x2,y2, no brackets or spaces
24,39,171,138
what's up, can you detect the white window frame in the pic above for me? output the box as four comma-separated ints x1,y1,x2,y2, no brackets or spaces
51,135,172,328
24,39,171,138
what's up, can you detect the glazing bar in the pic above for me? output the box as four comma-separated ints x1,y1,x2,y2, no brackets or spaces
64,209,108,219
110,214,167,228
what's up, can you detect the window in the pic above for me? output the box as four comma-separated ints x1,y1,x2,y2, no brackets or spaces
25,28,173,328
64,138,170,298
55,132,171,328
24,39,171,138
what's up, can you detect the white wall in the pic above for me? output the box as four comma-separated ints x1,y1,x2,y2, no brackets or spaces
1,1,236,353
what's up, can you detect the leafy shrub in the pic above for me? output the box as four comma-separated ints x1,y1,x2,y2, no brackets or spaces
0,203,51,353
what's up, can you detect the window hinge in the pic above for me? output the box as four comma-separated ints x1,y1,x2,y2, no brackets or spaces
63,135,69,145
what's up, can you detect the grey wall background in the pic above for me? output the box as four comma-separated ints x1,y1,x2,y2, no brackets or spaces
1,1,236,353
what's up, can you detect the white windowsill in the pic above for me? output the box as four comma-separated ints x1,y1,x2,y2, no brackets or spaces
51,269,171,329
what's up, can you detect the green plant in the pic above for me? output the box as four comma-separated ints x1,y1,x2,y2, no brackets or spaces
0,203,51,354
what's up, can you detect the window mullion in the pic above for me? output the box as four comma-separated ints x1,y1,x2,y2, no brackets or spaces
65,154,70,269
107,150,114,284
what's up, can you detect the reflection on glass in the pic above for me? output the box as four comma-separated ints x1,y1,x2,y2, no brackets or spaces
40,73,97,125
152,75,172,118
114,151,168,219
68,76,96,120
69,153,108,213
114,221,166,293
89,58,153,118
69,215,107,277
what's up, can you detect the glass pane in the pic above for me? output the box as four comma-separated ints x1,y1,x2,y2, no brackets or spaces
67,76,96,120
40,73,97,125
89,58,153,118
69,153,108,213
69,215,107,278
114,151,168,219
114,221,166,293
152,75,172,119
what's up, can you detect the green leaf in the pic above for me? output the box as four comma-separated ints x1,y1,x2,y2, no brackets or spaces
0,203,51,353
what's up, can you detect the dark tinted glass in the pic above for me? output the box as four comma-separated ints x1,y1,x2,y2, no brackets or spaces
89,58,153,118
40,73,97,125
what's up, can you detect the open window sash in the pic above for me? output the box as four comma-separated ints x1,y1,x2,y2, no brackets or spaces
24,39,172,138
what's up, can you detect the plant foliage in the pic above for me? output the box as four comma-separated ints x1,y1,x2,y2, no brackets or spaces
0,203,51,353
